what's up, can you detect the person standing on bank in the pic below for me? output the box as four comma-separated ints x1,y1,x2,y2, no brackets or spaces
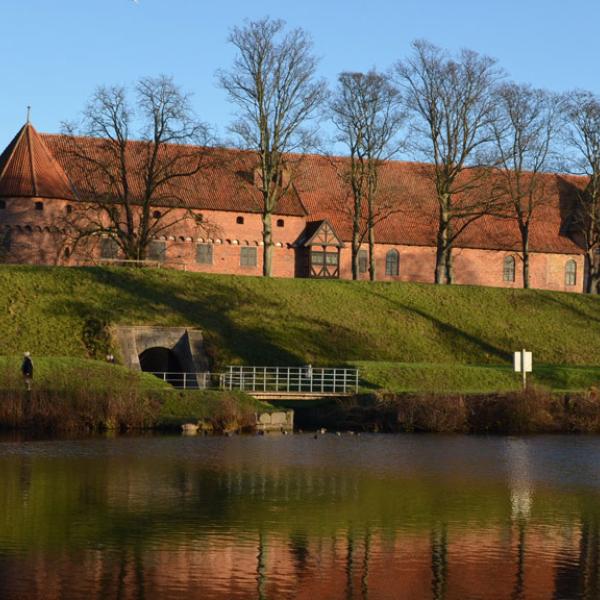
21,352,33,391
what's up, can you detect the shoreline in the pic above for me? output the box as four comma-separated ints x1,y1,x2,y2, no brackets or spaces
2,385,600,435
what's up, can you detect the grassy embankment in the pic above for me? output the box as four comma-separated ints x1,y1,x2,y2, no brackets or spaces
1,265,600,430
0,356,273,431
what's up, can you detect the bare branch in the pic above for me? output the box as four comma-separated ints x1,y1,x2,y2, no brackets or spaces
218,17,327,276
61,76,214,260
329,69,405,279
394,40,504,284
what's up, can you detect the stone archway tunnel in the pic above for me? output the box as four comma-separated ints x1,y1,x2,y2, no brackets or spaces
114,326,209,388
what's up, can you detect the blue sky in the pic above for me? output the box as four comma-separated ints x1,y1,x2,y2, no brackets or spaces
1,0,598,149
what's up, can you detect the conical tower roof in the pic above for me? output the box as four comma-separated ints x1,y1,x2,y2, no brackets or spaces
0,122,76,200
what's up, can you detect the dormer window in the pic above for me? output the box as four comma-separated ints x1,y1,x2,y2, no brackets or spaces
236,216,245,225
34,201,44,211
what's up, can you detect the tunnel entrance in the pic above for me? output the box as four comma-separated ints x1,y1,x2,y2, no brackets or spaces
139,347,184,386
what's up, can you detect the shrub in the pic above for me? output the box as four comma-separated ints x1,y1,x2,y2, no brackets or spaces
395,393,468,433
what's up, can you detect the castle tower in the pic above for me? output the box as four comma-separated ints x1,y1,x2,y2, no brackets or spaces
0,122,76,264
0,121,75,201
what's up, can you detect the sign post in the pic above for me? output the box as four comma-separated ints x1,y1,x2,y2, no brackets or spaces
513,350,533,390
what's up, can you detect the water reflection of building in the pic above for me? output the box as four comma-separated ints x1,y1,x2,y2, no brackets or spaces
1,448,600,599
0,525,594,599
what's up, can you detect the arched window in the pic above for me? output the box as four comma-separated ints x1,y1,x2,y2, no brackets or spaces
385,249,399,276
503,256,515,282
358,249,368,274
565,260,577,286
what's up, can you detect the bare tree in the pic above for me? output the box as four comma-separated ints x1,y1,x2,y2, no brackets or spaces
491,83,561,288
395,40,504,284
218,17,326,277
62,75,212,261
564,91,600,293
330,70,405,280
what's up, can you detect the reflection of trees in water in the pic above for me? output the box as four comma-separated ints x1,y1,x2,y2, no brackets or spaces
346,528,355,600
550,513,600,599
257,530,267,600
289,530,310,574
580,515,600,598
95,545,146,600
6,445,600,599
360,528,371,600
511,520,525,600
345,527,373,600
431,523,448,600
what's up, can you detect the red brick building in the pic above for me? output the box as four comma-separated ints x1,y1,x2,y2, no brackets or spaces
0,121,587,292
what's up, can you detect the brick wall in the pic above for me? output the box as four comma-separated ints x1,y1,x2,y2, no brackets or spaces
339,243,584,292
0,196,585,292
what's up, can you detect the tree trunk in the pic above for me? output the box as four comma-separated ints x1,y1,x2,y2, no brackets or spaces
368,220,376,281
435,245,447,284
351,222,360,281
521,226,530,289
435,208,450,285
262,211,273,277
584,250,600,294
445,249,453,285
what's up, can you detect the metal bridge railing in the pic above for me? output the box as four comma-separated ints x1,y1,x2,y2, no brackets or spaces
223,366,359,395
148,366,360,394
149,372,220,390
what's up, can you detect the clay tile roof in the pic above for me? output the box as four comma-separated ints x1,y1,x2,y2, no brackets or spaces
0,123,584,255
0,123,76,200
42,134,307,217
293,154,584,255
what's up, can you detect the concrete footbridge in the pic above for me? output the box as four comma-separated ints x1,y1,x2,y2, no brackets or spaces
150,365,360,400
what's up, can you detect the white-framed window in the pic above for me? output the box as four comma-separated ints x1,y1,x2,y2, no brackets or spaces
503,256,516,282
385,249,399,276
565,260,577,286
358,249,368,274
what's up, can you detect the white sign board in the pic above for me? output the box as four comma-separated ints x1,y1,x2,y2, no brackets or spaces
513,351,532,373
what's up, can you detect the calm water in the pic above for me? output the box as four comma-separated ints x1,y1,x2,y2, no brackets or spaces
0,433,599,599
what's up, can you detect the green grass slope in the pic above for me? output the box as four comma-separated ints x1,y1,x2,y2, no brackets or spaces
1,265,599,371
355,361,600,393
0,356,170,392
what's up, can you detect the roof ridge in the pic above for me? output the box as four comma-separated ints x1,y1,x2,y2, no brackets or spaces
26,124,38,197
